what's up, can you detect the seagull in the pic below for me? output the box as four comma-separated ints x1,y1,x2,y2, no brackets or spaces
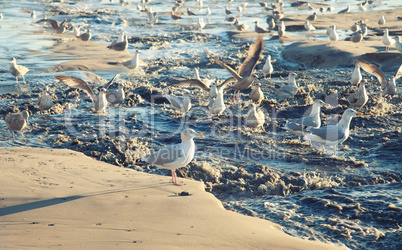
354,59,401,96
37,87,53,114
77,29,92,46
304,108,358,155
107,34,128,53
31,10,36,19
198,17,206,30
338,5,350,14
164,90,192,114
9,58,29,84
304,20,315,34
55,74,120,112
212,35,263,101
107,82,125,105
169,79,218,99
208,87,226,115
278,21,286,37
347,79,368,110
82,72,125,104
382,29,395,52
350,64,362,85
206,7,212,15
141,128,204,186
395,36,402,53
233,18,250,32
306,12,317,22
328,25,339,44
0,13,3,22
262,54,273,78
378,15,386,25
246,103,265,129
37,18,69,34
351,22,360,32
268,72,298,99
254,21,269,33
358,2,367,12
250,82,264,104
171,11,182,22
225,6,232,15
351,30,364,45
72,24,81,37
267,17,275,30
282,100,326,136
123,50,141,71
5,110,29,141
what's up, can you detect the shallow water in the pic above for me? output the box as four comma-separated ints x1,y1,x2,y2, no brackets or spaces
1,0,402,249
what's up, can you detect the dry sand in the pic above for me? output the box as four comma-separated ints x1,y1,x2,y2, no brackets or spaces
0,148,342,249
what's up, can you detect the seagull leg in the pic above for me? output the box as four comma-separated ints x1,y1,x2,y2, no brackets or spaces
171,169,185,186
12,131,15,141
15,77,19,85
22,76,26,84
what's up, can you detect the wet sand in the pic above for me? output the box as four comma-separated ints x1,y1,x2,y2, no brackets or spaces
0,147,341,250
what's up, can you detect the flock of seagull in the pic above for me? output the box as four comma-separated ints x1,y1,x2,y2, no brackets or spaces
2,0,402,185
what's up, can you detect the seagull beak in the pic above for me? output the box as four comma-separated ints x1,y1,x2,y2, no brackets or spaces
198,133,204,138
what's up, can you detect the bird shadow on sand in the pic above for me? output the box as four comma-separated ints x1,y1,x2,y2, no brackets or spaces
0,182,171,217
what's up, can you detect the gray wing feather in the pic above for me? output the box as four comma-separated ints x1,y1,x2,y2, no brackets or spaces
142,144,184,166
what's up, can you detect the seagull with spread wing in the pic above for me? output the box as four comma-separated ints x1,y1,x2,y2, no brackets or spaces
37,18,69,34
212,35,263,101
55,74,120,112
354,59,401,96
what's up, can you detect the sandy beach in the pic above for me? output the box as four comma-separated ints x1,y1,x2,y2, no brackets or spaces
0,148,342,249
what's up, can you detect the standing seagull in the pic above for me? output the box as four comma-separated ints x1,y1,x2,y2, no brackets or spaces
395,36,402,53
347,79,368,110
268,72,298,99
9,58,29,84
262,54,273,78
254,21,269,33
282,100,326,136
250,82,264,104
378,15,386,25
304,20,316,34
55,74,120,113
123,49,141,71
107,34,128,54
141,129,204,185
164,90,192,114
350,64,362,85
246,103,265,128
5,110,29,141
213,35,263,101
37,87,53,114
382,29,395,52
208,87,226,115
77,29,92,46
304,108,358,155
328,25,339,44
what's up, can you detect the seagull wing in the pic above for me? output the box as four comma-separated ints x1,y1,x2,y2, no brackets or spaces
212,57,242,81
238,35,263,77
142,144,185,167
169,79,210,92
55,75,96,103
102,74,120,90
37,19,59,29
83,72,107,85
219,77,237,91
354,59,387,85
